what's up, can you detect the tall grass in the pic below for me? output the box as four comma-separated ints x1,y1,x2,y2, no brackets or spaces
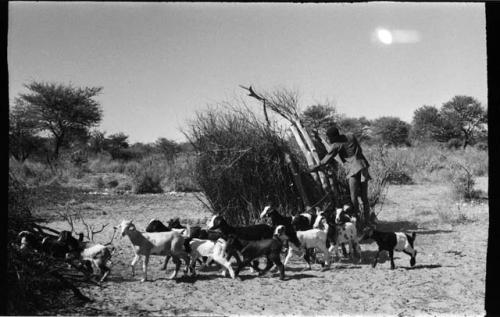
363,144,488,184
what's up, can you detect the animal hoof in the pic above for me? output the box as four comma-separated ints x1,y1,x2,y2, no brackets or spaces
410,258,416,267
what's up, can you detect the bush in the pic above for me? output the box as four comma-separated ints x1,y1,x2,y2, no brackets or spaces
94,176,105,189
132,161,165,194
475,141,488,151
187,106,311,225
447,138,462,149
107,179,119,188
450,171,481,201
133,172,163,194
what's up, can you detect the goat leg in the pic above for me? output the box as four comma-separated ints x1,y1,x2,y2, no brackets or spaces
213,254,235,279
189,254,198,276
372,250,380,268
389,249,395,269
303,250,312,270
269,255,285,280
141,255,149,282
169,256,181,279
283,247,294,268
99,266,110,283
130,254,140,277
257,256,274,276
341,243,348,258
161,255,170,270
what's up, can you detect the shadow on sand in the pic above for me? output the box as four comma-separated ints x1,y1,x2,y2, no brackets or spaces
402,264,444,270
375,220,419,232
414,229,454,235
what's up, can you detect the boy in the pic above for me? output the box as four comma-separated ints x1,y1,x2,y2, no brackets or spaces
310,126,376,225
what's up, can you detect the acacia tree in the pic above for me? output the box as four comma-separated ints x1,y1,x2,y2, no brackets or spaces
18,81,103,160
301,103,340,132
155,138,180,162
372,116,411,146
9,99,41,161
411,105,443,142
440,95,487,149
104,133,130,160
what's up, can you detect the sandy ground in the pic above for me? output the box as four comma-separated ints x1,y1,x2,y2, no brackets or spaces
34,178,488,316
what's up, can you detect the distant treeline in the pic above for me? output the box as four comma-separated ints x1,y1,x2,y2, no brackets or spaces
9,81,487,165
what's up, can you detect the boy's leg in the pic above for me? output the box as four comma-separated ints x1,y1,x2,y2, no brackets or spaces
360,180,371,223
348,173,361,216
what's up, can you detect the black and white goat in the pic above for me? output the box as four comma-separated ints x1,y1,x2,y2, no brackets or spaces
314,208,361,262
118,219,191,282
276,224,331,270
226,233,286,280
146,218,221,269
59,231,114,282
291,212,317,232
364,226,417,269
188,238,235,279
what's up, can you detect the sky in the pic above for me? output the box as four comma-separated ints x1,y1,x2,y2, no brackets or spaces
8,2,487,143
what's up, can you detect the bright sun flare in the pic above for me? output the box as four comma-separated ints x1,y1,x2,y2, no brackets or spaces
377,28,393,45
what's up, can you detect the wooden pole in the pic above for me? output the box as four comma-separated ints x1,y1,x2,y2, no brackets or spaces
285,153,311,209
289,125,320,183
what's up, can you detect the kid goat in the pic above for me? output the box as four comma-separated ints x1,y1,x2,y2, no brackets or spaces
208,215,275,271
314,208,362,262
188,238,235,279
364,226,417,269
276,224,331,270
225,233,286,280
117,219,190,282
146,218,221,269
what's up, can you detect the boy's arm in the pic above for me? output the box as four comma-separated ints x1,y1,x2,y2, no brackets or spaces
309,146,339,172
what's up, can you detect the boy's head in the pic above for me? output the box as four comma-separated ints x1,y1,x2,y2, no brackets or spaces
326,126,340,143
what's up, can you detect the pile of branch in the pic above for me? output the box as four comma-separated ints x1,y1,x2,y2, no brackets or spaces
240,85,341,211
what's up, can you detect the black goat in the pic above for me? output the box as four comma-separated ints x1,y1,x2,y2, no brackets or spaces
18,231,43,251
226,234,286,280
208,215,275,270
145,219,171,232
364,227,417,269
208,215,274,241
259,206,301,247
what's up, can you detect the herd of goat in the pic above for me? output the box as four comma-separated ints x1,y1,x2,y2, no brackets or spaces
17,205,418,283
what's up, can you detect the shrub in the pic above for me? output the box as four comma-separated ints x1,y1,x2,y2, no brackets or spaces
475,142,488,151
107,179,119,188
450,171,481,201
133,171,164,194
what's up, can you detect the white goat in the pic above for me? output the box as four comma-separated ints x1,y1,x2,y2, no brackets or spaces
313,209,361,262
117,219,190,282
188,238,235,279
275,225,331,270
